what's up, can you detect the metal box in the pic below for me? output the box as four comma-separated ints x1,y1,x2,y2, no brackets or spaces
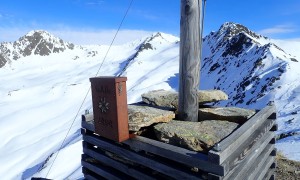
90,76,129,142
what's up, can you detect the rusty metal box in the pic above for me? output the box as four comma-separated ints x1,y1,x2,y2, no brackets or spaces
90,76,129,142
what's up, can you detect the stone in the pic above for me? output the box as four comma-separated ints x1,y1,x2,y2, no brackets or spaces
154,120,239,153
198,107,256,123
141,89,228,109
128,104,175,132
198,90,228,104
141,90,178,109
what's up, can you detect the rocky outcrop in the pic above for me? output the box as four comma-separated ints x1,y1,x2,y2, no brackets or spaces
154,120,239,153
198,107,256,123
141,89,228,109
0,30,75,62
0,54,7,68
128,104,175,131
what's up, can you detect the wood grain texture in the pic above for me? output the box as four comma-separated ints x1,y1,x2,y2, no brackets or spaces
221,119,275,174
208,105,276,164
83,134,202,180
82,160,122,180
224,142,275,180
178,0,202,122
123,135,225,176
83,142,155,180
254,156,275,180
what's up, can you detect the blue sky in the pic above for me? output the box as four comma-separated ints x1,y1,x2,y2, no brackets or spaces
0,0,300,44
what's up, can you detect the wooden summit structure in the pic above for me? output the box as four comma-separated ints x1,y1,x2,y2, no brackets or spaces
81,105,276,179
81,0,277,179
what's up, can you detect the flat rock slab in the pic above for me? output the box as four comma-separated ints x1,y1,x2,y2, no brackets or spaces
154,120,239,153
141,89,228,109
128,104,175,132
198,107,256,123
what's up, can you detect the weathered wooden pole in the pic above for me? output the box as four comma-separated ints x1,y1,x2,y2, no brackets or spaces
178,0,202,121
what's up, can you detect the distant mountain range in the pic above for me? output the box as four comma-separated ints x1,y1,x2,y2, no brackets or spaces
0,22,299,179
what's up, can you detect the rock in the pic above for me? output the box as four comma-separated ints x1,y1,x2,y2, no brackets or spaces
198,107,256,123
141,90,178,109
141,90,228,109
128,104,175,131
198,90,228,104
154,120,239,153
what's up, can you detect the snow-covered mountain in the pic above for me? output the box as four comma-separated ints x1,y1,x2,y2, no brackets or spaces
0,30,75,68
0,23,299,179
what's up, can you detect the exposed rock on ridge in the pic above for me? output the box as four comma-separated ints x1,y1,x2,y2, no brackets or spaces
0,30,75,67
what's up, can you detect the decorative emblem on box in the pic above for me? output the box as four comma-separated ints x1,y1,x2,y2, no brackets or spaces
98,97,109,113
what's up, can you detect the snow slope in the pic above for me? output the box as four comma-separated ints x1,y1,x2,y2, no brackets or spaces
0,31,179,179
0,24,300,179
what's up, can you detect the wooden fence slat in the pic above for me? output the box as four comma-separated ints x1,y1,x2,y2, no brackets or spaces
82,114,93,122
84,174,98,180
208,134,275,180
82,167,102,180
225,142,275,180
123,135,224,176
83,141,155,180
208,105,275,164
221,119,275,173
245,147,276,180
82,117,95,132
82,160,122,180
83,134,202,180
263,165,276,180
253,156,275,180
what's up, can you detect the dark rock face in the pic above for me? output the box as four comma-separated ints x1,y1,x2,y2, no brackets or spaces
0,30,75,65
0,54,7,68
154,120,239,153
16,31,74,56
222,33,253,57
201,22,288,108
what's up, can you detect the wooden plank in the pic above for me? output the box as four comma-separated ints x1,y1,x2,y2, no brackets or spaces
221,119,275,174
123,135,225,176
208,105,276,164
82,114,93,122
84,174,98,180
178,0,202,122
83,142,155,180
82,159,123,180
208,133,274,180
82,165,106,180
83,134,202,180
245,148,276,180
207,173,222,180
254,156,275,180
82,167,101,180
224,142,275,180
82,116,95,132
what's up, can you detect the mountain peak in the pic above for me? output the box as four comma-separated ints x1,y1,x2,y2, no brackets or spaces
26,30,53,37
10,30,75,59
218,22,266,40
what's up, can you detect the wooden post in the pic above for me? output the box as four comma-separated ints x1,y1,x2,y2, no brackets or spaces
178,0,202,121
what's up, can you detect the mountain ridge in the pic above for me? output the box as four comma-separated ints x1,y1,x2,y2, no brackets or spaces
0,30,75,67
0,22,300,179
